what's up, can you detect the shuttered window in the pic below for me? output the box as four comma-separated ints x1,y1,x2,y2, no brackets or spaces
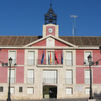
27,70,34,84
66,70,73,84
27,51,35,66
8,51,16,65
66,51,73,66
66,88,73,95
11,87,15,94
27,87,34,94
85,88,90,94
84,51,92,65
85,70,90,84
8,69,15,83
43,70,57,84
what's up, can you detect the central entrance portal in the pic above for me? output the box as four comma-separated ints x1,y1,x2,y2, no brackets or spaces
43,85,57,99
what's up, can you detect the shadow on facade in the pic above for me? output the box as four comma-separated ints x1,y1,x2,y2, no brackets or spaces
94,92,101,99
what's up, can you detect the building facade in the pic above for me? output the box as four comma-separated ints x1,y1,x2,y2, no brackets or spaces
0,6,101,100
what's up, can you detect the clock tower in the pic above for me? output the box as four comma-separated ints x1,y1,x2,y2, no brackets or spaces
43,4,59,37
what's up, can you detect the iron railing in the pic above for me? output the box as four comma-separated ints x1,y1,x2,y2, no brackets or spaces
37,59,63,65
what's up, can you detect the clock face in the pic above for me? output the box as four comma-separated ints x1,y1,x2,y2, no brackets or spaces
48,28,53,33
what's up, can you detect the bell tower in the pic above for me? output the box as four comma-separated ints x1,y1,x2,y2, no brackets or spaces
43,4,59,37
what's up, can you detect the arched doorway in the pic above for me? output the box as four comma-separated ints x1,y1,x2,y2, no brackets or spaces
43,85,57,99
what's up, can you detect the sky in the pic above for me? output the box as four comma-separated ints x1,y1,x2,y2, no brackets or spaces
0,0,101,36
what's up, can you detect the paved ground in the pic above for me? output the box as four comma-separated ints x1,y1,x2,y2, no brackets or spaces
1,98,101,101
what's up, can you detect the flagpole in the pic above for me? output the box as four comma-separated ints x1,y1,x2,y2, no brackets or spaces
70,15,78,36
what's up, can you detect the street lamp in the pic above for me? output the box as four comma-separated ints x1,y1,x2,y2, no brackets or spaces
87,55,94,99
7,57,12,101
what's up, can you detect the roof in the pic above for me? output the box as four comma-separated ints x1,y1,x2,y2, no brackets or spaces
60,36,101,47
0,36,101,47
0,36,42,47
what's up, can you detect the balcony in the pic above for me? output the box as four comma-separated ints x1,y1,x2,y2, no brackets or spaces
37,59,63,67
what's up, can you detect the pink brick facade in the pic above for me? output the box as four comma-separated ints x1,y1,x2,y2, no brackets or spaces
76,50,84,65
17,49,24,65
0,67,7,83
46,26,55,36
0,49,24,83
76,67,84,84
93,68,101,84
0,5,101,100
55,39,67,46
93,50,101,65
0,45,101,85
16,66,24,83
0,49,8,63
31,39,46,46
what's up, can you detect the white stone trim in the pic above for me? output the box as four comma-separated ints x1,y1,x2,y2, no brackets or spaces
0,46,100,50
24,35,78,48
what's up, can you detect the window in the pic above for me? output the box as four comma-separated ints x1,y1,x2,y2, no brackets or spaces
19,87,23,92
84,51,92,65
47,51,55,65
27,87,34,94
8,69,15,83
66,70,73,84
66,88,73,95
43,70,57,84
27,51,35,66
8,51,16,65
0,87,3,92
85,88,90,94
11,87,15,94
66,51,73,66
27,70,34,84
85,70,90,84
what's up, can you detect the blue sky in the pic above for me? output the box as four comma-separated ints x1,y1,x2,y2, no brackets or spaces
0,0,101,36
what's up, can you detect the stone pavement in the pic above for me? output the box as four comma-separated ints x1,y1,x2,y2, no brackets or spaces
1,98,101,101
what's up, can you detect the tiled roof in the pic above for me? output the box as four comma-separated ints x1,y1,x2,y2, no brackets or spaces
60,36,101,47
0,36,42,46
0,36,101,47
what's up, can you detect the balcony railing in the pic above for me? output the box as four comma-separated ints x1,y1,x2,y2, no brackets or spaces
37,59,63,65
43,78,57,84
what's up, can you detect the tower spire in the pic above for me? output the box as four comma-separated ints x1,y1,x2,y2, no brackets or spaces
50,0,52,8
50,3,52,8
44,1,57,25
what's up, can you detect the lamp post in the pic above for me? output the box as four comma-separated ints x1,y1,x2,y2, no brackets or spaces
7,57,12,101
87,55,93,99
